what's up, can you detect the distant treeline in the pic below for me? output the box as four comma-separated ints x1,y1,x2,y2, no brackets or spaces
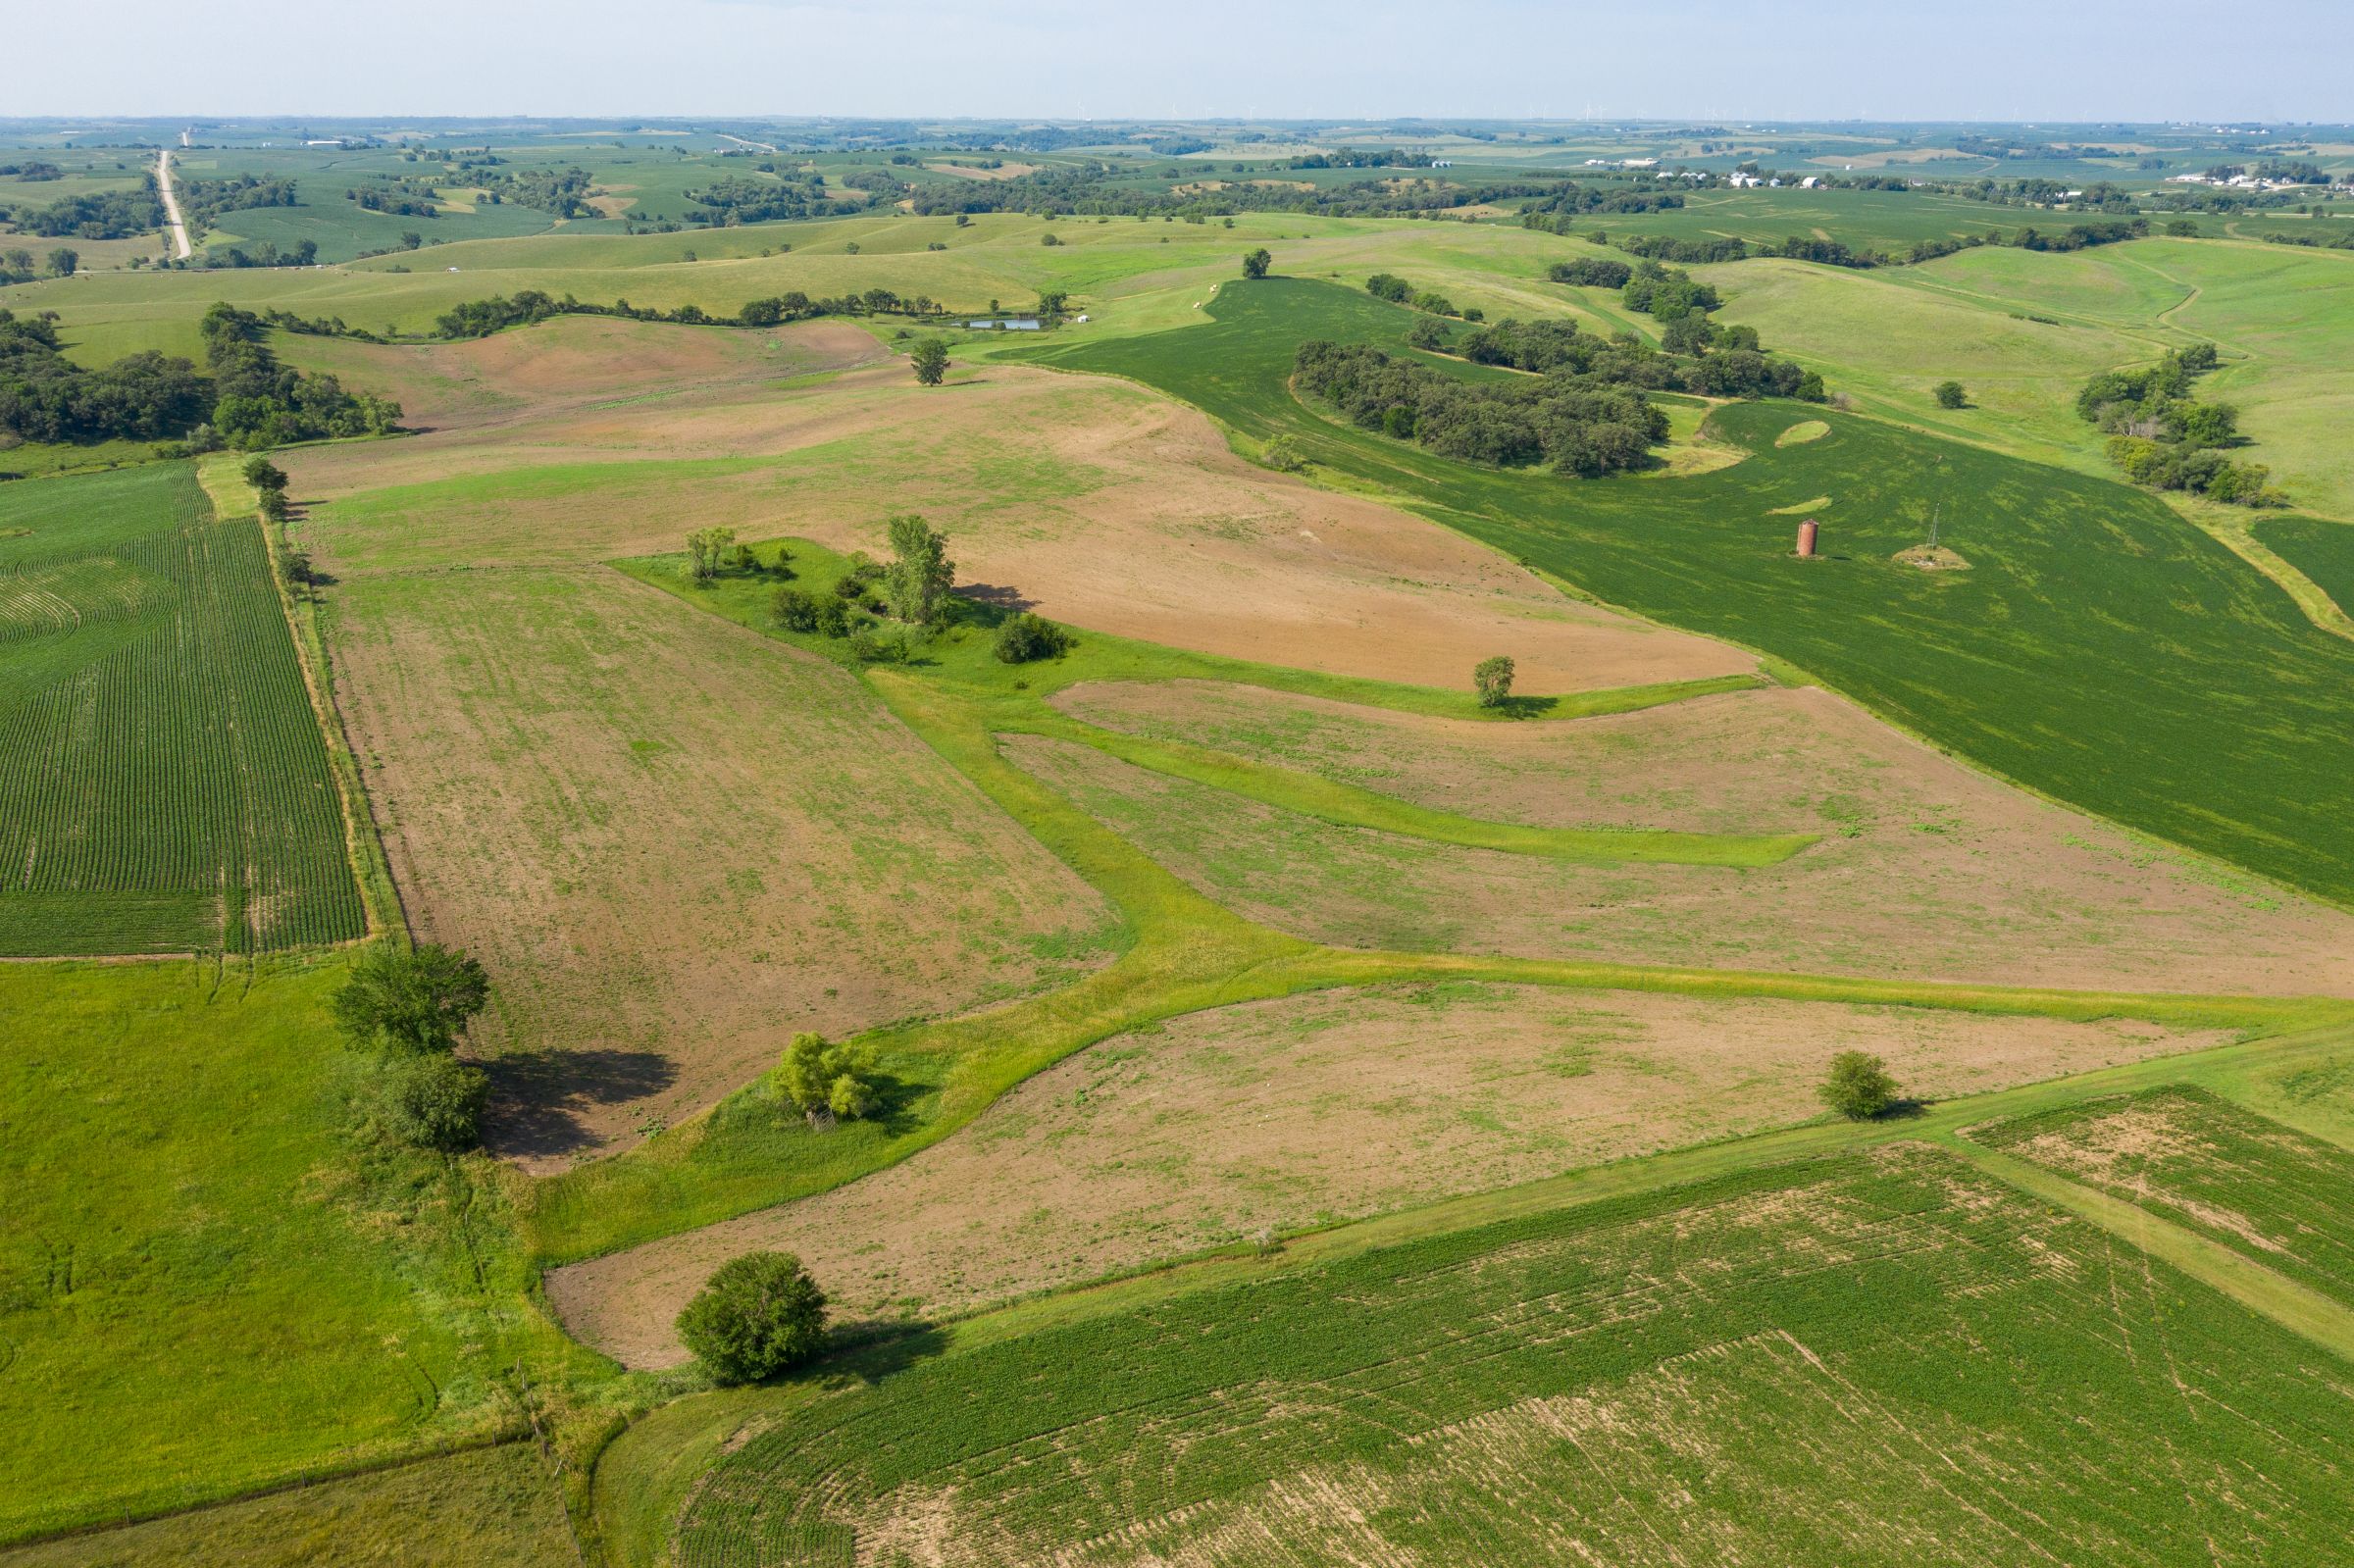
425,285,957,339
686,175,863,225
1545,217,2157,273
0,301,398,449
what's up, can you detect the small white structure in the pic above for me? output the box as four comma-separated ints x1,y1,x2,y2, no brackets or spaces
1799,176,1822,189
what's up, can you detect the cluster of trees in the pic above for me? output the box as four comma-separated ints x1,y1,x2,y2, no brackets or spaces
1545,257,1633,288
2077,343,2282,506
1363,273,1477,319
178,173,299,235
348,185,439,219
1295,339,1665,476
3,245,80,281
205,238,318,269
200,303,401,447
333,943,493,1150
900,161,1550,222
1460,312,1820,401
480,166,596,217
0,307,211,442
685,175,861,225
0,160,62,180
1620,261,1720,321
7,187,162,239
768,517,975,662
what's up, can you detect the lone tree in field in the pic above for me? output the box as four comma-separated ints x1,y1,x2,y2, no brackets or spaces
1242,247,1272,279
333,944,490,1055
777,1031,881,1125
1933,380,1969,410
909,336,949,386
1819,1051,1900,1120
884,513,955,625
1473,655,1516,709
676,1252,829,1386
243,456,288,495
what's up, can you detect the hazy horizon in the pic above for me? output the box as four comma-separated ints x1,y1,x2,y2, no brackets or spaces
14,0,2350,125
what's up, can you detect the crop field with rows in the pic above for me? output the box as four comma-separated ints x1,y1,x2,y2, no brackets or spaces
0,463,361,954
672,1144,2354,1567
1968,1085,2354,1303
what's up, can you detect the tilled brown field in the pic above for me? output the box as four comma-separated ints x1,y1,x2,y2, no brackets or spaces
333,566,1113,1169
545,982,2220,1367
1030,682,2354,998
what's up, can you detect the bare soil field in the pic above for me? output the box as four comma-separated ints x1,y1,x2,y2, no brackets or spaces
333,566,1113,1168
1028,682,2354,997
283,320,1748,691
546,981,2220,1367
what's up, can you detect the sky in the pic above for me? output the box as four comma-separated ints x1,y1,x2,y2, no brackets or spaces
11,0,2351,124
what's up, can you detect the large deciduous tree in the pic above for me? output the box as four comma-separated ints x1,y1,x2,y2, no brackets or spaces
883,513,954,625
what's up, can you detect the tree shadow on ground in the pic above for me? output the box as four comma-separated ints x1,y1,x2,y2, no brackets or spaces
480,1046,680,1160
955,582,1035,618
823,1321,952,1387
1489,693,1560,719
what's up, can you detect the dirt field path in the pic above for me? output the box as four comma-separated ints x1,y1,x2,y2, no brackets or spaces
155,149,190,261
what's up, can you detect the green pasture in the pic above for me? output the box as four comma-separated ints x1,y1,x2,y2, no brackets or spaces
0,1443,575,1568
1029,277,2354,910
658,1142,2354,1567
1859,238,2354,520
0,959,600,1543
0,463,362,954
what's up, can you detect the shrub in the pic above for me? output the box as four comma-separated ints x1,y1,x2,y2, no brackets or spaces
1365,273,1410,302
676,1252,829,1386
777,1032,881,1122
332,944,489,1054
772,585,819,632
846,627,908,664
1473,655,1516,708
1260,433,1305,473
1933,380,1969,409
813,596,851,637
994,611,1073,664
382,1053,488,1150
1819,1051,1899,1120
